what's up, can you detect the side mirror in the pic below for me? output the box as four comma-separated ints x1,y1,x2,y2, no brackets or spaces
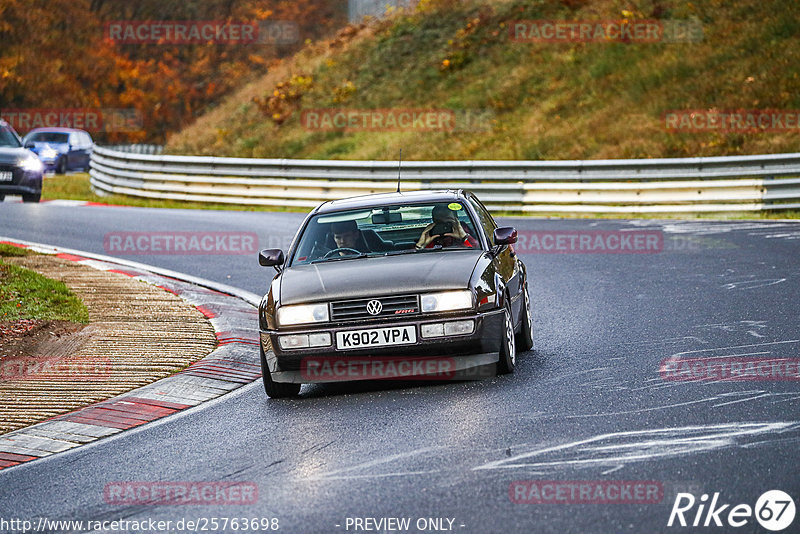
24,140,35,148
493,227,518,246
259,248,285,271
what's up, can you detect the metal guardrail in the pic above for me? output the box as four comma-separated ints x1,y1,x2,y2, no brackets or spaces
102,144,164,155
89,146,800,213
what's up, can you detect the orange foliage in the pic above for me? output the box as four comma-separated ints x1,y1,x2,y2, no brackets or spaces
0,0,346,142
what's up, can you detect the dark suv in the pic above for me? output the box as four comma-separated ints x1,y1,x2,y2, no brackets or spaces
0,120,43,203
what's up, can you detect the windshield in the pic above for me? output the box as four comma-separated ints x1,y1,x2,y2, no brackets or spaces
290,201,481,266
0,126,21,148
25,132,69,144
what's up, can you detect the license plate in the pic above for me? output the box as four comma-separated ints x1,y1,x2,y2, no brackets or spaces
336,326,416,350
0,171,12,181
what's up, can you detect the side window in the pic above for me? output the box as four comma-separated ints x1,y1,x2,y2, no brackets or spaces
69,133,79,147
82,132,94,146
468,197,497,246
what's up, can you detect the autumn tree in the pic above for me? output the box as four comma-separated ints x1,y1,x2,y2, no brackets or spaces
0,0,347,143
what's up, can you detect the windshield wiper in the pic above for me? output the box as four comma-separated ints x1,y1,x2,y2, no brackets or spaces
383,245,445,257
311,252,370,264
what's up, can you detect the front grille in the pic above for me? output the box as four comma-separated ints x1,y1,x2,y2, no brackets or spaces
331,294,420,322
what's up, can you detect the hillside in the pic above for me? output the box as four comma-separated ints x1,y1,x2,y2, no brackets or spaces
166,0,800,161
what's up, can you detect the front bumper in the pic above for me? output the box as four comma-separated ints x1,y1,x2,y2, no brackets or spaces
40,159,58,172
0,169,43,196
261,309,504,384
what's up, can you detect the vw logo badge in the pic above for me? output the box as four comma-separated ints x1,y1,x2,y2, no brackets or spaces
366,300,383,315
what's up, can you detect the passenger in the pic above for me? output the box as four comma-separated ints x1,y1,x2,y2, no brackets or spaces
415,205,478,249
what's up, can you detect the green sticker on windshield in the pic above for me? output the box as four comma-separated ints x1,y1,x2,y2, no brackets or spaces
448,202,462,211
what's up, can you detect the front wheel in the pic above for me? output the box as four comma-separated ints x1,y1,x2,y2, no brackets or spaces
260,346,301,398
0,194,5,202
55,158,66,175
496,301,516,375
515,283,534,352
22,193,41,203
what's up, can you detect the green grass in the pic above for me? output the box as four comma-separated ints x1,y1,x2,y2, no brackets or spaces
42,174,95,200
0,244,32,257
0,248,89,323
42,174,308,212
491,209,800,221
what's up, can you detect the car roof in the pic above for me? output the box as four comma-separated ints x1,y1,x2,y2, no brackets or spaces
25,127,89,134
314,190,468,214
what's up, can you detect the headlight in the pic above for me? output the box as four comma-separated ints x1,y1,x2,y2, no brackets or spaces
277,303,329,326
20,156,43,173
421,290,473,313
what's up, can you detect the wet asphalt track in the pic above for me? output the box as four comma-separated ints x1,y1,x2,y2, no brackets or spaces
0,201,799,533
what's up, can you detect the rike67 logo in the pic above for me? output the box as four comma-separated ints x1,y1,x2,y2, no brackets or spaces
668,490,795,531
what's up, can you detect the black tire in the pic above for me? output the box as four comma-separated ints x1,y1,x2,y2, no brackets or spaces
22,193,41,203
496,300,516,375
515,283,534,352
259,346,301,398
0,194,4,202
55,158,66,175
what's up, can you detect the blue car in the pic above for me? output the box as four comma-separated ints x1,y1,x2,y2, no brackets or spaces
23,127,93,174
0,120,43,203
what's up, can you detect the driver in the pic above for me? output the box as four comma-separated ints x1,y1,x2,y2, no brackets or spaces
329,220,371,255
415,205,478,249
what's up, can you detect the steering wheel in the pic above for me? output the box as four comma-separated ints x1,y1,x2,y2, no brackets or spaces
322,247,362,259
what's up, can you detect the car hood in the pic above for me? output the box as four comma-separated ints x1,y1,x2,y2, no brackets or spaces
0,147,29,165
29,142,67,154
279,250,484,305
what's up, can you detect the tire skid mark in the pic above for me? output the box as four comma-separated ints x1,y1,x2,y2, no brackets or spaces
302,422,800,481
473,422,800,473
721,278,786,290
304,446,446,481
661,340,800,367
